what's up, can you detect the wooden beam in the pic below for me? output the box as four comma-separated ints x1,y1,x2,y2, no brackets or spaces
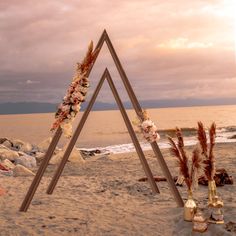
19,30,108,212
46,70,107,194
104,31,184,207
19,127,62,212
105,69,159,194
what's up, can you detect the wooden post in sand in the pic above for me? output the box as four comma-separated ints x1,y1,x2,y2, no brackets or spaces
20,30,183,212
103,31,184,207
47,31,183,206
46,69,160,195
19,32,106,212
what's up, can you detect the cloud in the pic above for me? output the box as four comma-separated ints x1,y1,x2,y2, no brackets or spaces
156,38,214,49
25,80,40,85
0,0,235,104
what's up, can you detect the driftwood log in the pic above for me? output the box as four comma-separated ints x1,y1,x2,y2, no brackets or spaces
138,168,233,186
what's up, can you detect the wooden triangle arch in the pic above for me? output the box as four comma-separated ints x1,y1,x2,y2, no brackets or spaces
20,30,184,212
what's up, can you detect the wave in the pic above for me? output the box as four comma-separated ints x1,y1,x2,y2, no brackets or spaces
77,125,236,155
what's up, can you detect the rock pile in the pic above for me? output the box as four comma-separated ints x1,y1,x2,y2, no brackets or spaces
0,137,85,177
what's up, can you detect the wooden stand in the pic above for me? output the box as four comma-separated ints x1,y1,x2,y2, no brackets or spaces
19,30,184,212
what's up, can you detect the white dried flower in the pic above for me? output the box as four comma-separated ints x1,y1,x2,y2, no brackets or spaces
61,105,71,112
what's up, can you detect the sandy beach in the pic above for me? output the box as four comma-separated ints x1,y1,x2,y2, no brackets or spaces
1,0,236,235
0,142,235,236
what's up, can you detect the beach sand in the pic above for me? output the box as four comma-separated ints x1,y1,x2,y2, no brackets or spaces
0,143,235,235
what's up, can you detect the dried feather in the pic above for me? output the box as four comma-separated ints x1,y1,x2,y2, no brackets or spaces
51,41,98,132
167,136,182,162
197,121,208,157
197,122,217,181
192,148,202,171
82,41,93,65
78,41,99,75
175,128,190,182
191,148,202,189
168,135,191,190
209,122,216,158
209,122,216,180
203,159,212,180
176,128,188,162
176,127,184,148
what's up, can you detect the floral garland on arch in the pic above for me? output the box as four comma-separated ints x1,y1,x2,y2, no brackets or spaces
51,42,98,138
135,110,160,143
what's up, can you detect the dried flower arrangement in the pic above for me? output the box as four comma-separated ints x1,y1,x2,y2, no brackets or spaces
51,42,98,137
197,122,224,224
168,128,202,193
168,128,202,221
197,122,216,181
135,110,160,143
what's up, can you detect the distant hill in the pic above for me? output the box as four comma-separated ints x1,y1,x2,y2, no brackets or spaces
0,102,118,114
0,102,57,115
0,98,235,114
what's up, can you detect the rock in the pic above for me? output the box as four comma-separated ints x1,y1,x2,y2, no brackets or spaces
68,148,85,163
0,163,9,171
50,148,84,165
11,139,24,149
0,145,19,161
229,135,236,139
37,137,52,152
0,138,8,144
0,169,13,176
13,164,35,177
15,153,37,168
35,152,45,162
2,140,12,148
20,142,33,153
12,139,33,153
1,159,15,169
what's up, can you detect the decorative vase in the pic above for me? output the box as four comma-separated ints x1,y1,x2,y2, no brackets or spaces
208,180,217,207
208,180,224,224
209,207,224,224
192,210,208,233
184,189,197,221
208,195,224,224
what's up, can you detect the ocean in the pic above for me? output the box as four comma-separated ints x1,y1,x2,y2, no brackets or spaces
0,105,235,154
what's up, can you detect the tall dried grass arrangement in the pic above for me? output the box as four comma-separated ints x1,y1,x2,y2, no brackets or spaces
168,128,202,191
76,41,99,76
51,41,99,136
197,122,216,181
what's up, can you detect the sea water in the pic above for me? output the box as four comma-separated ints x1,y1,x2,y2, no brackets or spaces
0,105,235,154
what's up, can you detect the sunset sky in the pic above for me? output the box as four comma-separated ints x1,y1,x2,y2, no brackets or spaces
0,0,235,105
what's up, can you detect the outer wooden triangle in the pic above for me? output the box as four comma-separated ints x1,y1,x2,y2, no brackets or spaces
20,30,184,212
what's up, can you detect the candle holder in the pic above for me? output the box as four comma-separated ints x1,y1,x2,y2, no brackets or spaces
207,180,224,224
208,195,224,224
208,180,217,207
192,210,208,233
184,190,197,221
